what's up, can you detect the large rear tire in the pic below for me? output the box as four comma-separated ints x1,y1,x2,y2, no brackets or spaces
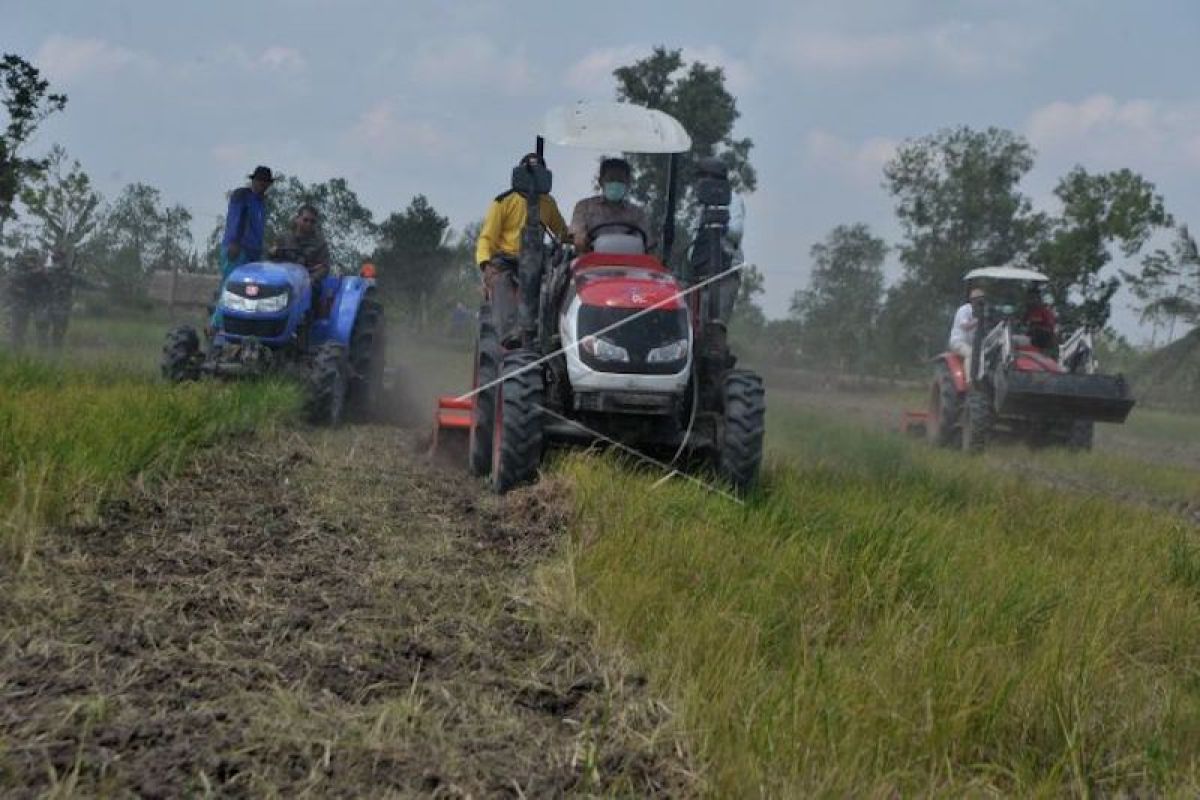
469,309,499,477
928,364,961,448
490,350,544,494
718,370,766,493
1066,419,1094,451
306,342,349,426
162,325,201,382
347,287,385,421
962,387,992,454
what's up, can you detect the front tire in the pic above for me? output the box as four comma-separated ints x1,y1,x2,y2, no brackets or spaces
306,342,349,426
162,325,201,382
347,287,385,420
490,350,544,494
717,370,766,493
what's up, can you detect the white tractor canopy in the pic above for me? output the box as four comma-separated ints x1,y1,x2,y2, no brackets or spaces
542,102,692,154
965,266,1050,283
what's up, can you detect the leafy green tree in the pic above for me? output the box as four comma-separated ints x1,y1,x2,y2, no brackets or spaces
264,175,377,271
18,145,102,262
373,195,455,328
0,54,67,239
790,224,887,370
87,183,192,301
1034,167,1172,328
436,220,483,311
613,47,755,261
1123,224,1199,344
729,263,767,345
881,126,1046,363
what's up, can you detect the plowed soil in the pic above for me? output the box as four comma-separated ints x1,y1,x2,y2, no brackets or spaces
0,427,695,797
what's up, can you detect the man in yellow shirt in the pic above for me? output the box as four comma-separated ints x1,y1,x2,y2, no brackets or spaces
475,152,568,292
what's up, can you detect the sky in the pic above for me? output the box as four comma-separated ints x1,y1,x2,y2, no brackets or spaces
5,0,1200,341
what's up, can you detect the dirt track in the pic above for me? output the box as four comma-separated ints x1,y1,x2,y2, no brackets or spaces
0,427,693,797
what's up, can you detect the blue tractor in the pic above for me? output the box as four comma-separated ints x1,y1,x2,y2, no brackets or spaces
161,257,385,425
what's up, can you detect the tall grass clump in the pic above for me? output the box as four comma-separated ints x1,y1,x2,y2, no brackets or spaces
560,411,1200,796
0,353,298,567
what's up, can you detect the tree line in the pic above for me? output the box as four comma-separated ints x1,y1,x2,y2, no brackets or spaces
762,127,1198,373
5,48,1196,355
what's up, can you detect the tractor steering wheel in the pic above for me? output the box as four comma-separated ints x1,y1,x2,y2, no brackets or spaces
269,246,305,264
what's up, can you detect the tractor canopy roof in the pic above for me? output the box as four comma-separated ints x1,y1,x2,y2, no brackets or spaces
964,266,1049,283
542,102,691,154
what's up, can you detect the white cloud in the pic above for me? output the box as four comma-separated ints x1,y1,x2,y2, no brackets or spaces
564,45,643,94
257,46,306,73
35,35,149,83
211,143,251,167
564,45,754,95
763,20,1040,78
345,99,457,159
1026,94,1200,172
804,130,897,185
410,33,531,95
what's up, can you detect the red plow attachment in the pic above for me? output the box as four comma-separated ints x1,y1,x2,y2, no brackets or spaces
430,395,472,464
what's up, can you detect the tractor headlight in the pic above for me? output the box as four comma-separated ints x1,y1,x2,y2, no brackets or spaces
221,289,289,313
580,335,630,363
646,338,688,364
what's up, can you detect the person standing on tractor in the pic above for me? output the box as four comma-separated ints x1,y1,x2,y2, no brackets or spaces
569,157,654,253
42,247,74,351
1024,283,1057,352
271,204,331,282
211,166,273,331
221,165,274,278
475,152,568,294
949,287,986,381
6,249,47,351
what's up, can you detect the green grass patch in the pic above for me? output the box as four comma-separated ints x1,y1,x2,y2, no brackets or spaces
1119,406,1200,445
0,352,299,567
561,411,1200,795
769,392,1200,511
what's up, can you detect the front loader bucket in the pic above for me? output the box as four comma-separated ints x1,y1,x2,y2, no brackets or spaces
430,395,472,465
995,370,1135,423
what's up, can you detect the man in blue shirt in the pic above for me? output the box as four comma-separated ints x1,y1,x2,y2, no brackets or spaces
221,165,274,277
211,165,273,331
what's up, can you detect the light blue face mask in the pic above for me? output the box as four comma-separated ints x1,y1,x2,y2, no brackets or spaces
602,181,628,202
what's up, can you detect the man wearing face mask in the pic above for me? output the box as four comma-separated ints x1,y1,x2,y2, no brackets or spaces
569,157,654,254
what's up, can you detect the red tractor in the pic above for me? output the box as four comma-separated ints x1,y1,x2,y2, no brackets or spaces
434,103,765,493
927,267,1135,452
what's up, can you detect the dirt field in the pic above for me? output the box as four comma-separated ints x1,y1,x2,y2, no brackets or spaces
0,425,694,797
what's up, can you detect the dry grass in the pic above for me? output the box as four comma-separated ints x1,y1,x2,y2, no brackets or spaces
0,426,697,796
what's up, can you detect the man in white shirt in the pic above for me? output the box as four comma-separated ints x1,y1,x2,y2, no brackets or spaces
949,287,986,381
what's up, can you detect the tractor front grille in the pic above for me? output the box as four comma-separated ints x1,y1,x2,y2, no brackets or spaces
223,316,288,339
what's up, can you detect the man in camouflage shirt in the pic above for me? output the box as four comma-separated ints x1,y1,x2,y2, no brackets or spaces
270,204,331,282
569,157,655,254
6,249,47,351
